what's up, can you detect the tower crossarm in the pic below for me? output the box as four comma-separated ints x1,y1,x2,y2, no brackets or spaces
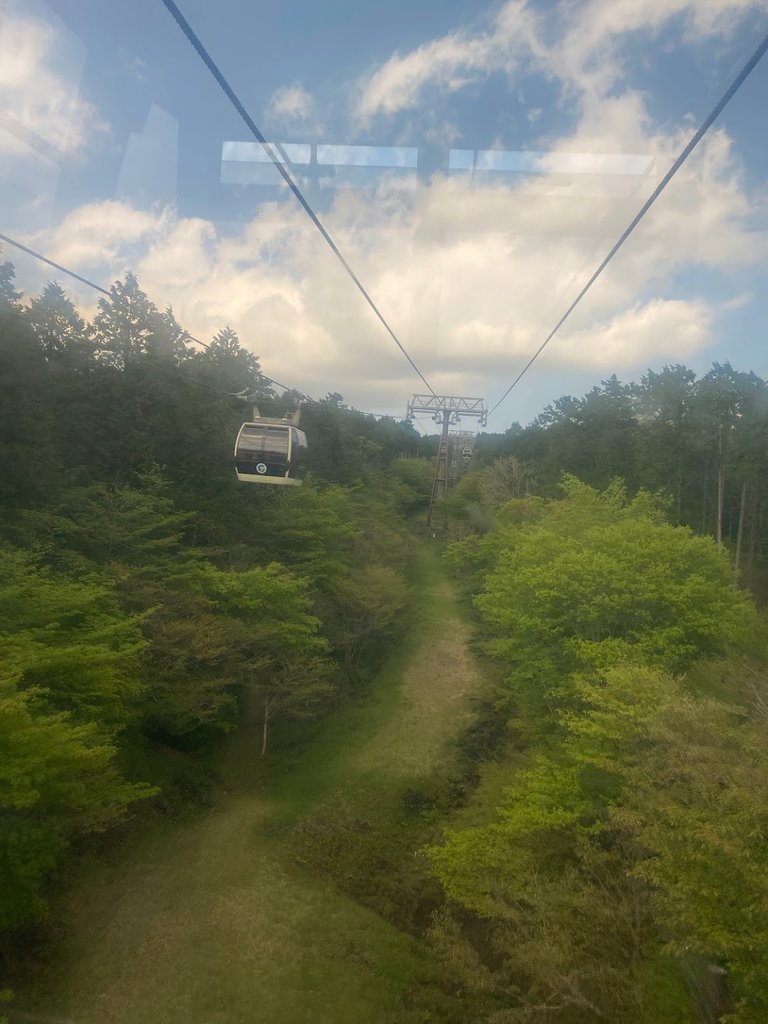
407,395,487,427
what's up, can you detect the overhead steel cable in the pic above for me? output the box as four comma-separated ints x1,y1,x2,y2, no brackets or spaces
0,232,111,295
0,232,409,423
158,0,437,400
488,29,768,417
0,230,318,400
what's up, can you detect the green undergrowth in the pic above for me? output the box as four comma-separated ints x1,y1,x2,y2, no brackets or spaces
9,543,500,1024
258,546,504,933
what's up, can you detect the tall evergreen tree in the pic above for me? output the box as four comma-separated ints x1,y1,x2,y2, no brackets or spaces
145,305,192,364
0,258,22,311
92,272,158,368
25,281,92,367
192,325,273,396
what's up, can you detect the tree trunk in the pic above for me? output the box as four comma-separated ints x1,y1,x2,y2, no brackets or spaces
703,963,731,1024
716,423,724,546
261,696,270,757
734,482,747,584
747,484,758,587
675,455,683,522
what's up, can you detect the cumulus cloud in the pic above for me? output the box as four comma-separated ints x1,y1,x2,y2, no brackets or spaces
46,201,166,269
15,0,765,419
268,83,315,123
0,13,106,159
556,298,713,368
25,101,763,416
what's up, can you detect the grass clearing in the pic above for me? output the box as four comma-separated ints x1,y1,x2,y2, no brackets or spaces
12,544,487,1024
21,799,431,1024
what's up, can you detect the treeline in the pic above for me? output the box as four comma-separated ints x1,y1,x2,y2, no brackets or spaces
0,256,432,939
473,367,768,593
426,475,768,1022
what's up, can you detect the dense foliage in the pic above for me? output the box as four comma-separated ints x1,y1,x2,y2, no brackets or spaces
0,256,430,938
5,248,768,1022
432,477,768,1022
473,367,768,593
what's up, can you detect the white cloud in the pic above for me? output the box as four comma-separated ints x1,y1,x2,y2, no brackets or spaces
354,0,761,123
23,102,764,416
268,83,315,123
0,13,106,158
555,298,713,368
2,0,763,428
546,0,762,102
559,0,760,53
354,3,545,127
355,32,501,124
16,0,766,420
46,201,166,269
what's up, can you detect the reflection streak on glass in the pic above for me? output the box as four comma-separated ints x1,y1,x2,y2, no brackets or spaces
221,141,417,188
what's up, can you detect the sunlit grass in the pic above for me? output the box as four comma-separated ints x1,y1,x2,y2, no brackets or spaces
16,544,483,1024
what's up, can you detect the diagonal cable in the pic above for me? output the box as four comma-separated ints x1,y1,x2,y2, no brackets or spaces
489,29,768,416
0,232,111,295
159,0,437,398
0,232,404,418
0,231,317,400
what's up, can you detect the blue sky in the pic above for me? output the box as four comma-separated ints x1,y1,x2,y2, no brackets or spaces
1,0,767,430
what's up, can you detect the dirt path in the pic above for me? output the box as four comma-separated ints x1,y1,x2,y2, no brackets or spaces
15,545,486,1024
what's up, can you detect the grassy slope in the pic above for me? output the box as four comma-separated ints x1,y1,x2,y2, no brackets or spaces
16,543,486,1024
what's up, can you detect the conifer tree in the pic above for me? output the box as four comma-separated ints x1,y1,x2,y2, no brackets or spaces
26,281,92,366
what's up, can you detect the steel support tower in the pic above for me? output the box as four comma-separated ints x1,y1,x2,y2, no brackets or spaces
407,395,488,529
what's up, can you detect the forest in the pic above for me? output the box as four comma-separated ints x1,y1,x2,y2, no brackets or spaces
2,250,768,1023
471,366,768,591
0,257,428,941
435,477,768,1021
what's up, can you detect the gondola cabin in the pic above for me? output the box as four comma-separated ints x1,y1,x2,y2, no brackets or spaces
234,415,308,485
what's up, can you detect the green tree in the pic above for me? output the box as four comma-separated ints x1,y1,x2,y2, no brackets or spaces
0,546,146,730
0,670,153,929
632,364,697,521
612,665,768,1023
193,326,272,396
198,562,333,754
145,305,192,364
333,564,409,666
0,303,56,505
25,282,92,367
466,363,768,600
92,272,159,368
0,545,153,931
474,477,756,726
692,363,756,544
430,662,768,1022
22,474,197,574
0,259,22,311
